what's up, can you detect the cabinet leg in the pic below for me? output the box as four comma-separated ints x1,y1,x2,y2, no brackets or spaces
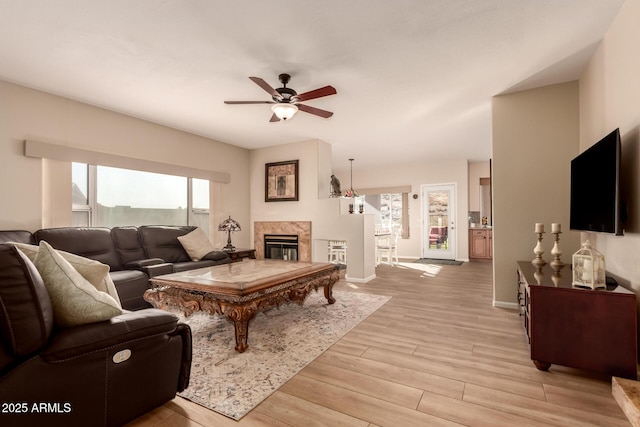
533,360,551,371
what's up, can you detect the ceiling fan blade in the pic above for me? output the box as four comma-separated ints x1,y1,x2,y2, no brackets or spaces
269,113,281,122
294,85,337,102
249,76,281,98
224,100,273,104
297,103,333,118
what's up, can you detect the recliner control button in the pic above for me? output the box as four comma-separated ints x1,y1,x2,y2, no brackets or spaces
112,349,131,364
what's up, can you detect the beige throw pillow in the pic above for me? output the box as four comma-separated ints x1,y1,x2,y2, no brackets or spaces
11,242,121,306
177,227,215,261
34,241,122,327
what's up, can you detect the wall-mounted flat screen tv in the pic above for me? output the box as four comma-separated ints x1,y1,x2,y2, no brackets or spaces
570,128,623,235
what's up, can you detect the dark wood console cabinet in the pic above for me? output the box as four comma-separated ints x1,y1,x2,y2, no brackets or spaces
517,261,637,379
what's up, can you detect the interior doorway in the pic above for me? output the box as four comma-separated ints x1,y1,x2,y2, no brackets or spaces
421,183,456,260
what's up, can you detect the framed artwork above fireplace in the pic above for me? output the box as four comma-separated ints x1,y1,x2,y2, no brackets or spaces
265,159,299,202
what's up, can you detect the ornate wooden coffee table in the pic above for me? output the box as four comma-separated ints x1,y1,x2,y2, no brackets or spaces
144,259,340,353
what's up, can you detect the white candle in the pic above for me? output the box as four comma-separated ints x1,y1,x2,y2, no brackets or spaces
535,223,544,233
583,259,592,283
551,223,561,233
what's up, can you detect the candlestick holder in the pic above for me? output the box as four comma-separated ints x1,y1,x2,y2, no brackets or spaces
551,270,562,287
550,231,565,272
534,267,544,285
532,232,546,267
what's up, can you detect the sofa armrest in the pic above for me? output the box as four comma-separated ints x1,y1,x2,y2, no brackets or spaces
142,262,174,277
125,258,174,278
124,257,165,268
202,250,230,262
41,309,181,362
173,323,192,392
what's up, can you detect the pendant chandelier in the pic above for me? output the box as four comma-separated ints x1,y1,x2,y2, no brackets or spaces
343,158,358,198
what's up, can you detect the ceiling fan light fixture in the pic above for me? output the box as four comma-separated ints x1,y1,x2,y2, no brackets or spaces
271,103,298,121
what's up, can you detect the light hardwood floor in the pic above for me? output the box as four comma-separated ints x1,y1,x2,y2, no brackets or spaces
128,261,631,426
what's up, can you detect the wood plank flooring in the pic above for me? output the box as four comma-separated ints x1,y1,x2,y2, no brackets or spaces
127,261,631,426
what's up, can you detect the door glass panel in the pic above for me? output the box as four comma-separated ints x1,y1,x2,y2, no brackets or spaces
422,184,456,260
428,192,449,250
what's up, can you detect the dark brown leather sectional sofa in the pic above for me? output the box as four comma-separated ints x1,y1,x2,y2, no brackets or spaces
1,225,231,310
0,225,229,426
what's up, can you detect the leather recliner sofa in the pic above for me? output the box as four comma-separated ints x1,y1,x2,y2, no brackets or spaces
0,225,231,311
0,243,192,426
137,225,231,272
33,227,155,311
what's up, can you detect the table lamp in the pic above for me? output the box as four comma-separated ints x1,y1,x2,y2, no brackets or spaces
218,216,241,252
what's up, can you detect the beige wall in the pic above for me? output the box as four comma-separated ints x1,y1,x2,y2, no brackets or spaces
0,80,251,248
492,82,580,306
468,161,490,212
579,0,640,289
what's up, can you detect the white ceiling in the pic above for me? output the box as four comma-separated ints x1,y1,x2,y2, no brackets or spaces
0,1,625,171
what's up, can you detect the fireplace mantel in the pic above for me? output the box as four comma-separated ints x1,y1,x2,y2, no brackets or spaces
254,221,311,262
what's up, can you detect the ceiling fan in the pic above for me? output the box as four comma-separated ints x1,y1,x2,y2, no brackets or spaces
224,74,336,122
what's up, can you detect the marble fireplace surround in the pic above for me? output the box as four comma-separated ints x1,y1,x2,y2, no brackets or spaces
254,221,311,262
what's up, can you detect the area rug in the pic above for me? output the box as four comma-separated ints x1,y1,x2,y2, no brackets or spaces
414,258,464,266
175,290,391,420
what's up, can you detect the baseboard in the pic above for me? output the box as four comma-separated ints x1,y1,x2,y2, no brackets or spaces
402,257,470,263
493,300,519,310
345,274,376,283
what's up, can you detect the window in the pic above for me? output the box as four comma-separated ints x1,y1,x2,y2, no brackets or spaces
380,193,409,237
190,178,210,234
72,163,209,233
365,192,410,238
380,194,402,226
72,162,91,227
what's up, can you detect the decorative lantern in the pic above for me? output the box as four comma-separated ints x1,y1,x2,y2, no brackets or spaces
572,240,605,289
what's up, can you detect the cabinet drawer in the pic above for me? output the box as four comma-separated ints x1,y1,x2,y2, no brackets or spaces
471,230,486,236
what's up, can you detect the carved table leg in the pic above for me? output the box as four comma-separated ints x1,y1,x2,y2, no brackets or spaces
324,270,339,304
533,360,551,371
324,283,336,304
224,303,258,353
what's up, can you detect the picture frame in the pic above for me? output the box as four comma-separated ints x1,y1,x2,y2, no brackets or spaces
265,160,299,202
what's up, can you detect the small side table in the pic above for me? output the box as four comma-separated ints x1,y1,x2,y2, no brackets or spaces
226,248,257,263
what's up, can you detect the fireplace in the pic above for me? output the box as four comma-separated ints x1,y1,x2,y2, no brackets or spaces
264,234,299,261
254,221,311,262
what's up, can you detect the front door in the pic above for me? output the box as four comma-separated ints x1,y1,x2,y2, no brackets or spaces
422,183,456,260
